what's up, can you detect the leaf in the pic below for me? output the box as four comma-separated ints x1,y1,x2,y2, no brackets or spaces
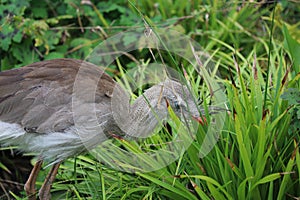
0,36,12,51
0,24,13,51
12,30,23,43
46,15,73,25
11,40,37,64
44,52,65,60
33,7,48,18
281,88,300,105
253,173,281,187
283,24,300,73
97,2,127,13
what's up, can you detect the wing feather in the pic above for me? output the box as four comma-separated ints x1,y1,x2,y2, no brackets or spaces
0,58,115,133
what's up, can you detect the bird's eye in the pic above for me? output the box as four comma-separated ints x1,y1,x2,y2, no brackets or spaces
174,101,180,110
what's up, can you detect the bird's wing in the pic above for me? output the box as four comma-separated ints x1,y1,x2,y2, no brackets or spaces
0,58,116,133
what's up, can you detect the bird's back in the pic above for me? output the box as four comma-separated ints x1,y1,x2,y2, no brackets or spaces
0,58,115,132
0,58,117,162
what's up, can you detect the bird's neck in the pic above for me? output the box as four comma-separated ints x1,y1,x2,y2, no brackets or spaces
129,88,168,138
112,85,168,138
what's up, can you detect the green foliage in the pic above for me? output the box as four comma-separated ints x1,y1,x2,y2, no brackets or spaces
283,26,300,76
0,0,140,70
281,88,300,134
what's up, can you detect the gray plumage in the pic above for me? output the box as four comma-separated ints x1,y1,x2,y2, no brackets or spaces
0,58,200,163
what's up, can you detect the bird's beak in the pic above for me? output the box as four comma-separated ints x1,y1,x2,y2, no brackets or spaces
192,116,207,125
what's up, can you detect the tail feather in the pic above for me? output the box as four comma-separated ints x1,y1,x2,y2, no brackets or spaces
0,121,25,146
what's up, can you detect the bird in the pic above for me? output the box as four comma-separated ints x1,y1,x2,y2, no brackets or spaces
0,58,203,199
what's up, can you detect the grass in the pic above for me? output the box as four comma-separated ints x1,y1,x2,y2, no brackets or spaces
1,0,299,199
52,4,299,198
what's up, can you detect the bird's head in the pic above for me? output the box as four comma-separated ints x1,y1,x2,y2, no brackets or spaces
130,79,203,125
155,79,205,124
113,79,205,138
